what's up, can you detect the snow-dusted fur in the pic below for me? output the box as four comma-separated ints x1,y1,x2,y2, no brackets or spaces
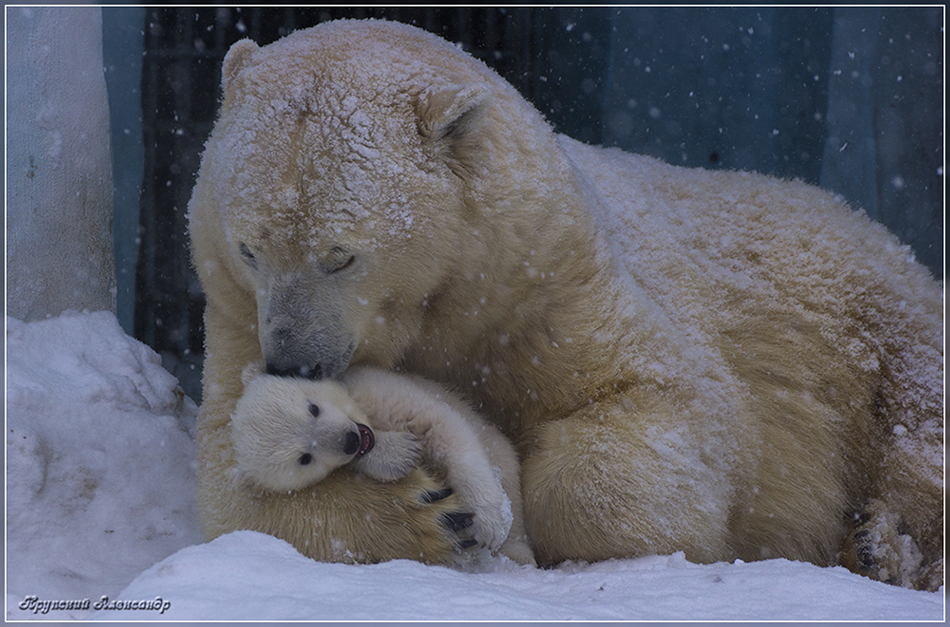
188,20,943,589
232,364,535,565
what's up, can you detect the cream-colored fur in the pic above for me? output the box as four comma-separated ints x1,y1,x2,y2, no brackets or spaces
232,363,421,491
231,364,535,565
188,19,943,588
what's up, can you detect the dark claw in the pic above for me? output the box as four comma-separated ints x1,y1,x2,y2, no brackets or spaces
857,545,876,570
420,487,454,504
458,539,479,550
440,511,474,533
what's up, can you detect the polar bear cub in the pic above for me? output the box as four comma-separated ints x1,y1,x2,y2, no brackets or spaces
232,363,535,565
233,363,420,490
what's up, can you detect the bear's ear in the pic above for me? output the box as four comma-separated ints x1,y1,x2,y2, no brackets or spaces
416,84,491,180
241,361,266,387
221,39,259,100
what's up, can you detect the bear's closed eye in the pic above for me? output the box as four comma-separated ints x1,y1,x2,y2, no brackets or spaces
325,247,355,274
332,255,355,273
308,403,320,417
238,242,257,268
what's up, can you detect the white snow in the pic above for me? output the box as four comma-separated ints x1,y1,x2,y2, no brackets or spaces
5,311,945,622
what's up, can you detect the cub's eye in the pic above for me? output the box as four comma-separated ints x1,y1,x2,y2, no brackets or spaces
308,403,320,418
239,242,257,269
298,453,313,466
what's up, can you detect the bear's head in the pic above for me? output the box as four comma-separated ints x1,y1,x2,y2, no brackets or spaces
231,363,376,492
191,20,576,382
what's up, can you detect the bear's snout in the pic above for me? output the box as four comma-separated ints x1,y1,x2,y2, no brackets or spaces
257,276,356,381
261,334,355,382
266,361,324,380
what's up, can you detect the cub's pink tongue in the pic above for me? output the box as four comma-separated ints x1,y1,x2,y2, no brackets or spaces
356,424,375,457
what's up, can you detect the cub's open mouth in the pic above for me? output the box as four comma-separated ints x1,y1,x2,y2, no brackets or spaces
356,424,375,457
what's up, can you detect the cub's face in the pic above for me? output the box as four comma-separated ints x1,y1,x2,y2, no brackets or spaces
231,366,375,492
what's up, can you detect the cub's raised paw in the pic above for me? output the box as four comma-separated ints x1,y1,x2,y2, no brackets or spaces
462,484,513,554
354,431,423,482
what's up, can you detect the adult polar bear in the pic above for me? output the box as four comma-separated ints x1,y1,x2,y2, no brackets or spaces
188,20,943,588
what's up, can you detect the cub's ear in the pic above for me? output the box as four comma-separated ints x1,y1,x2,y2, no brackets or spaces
416,84,491,180
221,39,259,100
241,361,266,386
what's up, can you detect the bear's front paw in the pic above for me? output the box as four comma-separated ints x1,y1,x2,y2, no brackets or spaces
353,431,423,482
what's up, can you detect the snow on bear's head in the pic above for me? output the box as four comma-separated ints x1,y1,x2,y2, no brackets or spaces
231,363,376,492
193,19,559,382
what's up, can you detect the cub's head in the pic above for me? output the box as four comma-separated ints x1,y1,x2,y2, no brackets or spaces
231,363,376,492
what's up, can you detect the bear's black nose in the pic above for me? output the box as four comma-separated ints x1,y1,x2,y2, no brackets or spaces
342,430,360,456
265,362,324,380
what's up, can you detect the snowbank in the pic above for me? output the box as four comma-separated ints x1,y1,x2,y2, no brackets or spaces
90,530,943,622
5,312,944,622
5,311,202,620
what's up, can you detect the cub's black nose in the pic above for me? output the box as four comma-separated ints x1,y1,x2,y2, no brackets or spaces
265,363,324,380
343,430,361,456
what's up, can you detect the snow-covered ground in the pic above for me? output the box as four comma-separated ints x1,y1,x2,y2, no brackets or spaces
5,311,944,622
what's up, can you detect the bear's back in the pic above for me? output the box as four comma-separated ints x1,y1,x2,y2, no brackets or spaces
562,134,941,347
